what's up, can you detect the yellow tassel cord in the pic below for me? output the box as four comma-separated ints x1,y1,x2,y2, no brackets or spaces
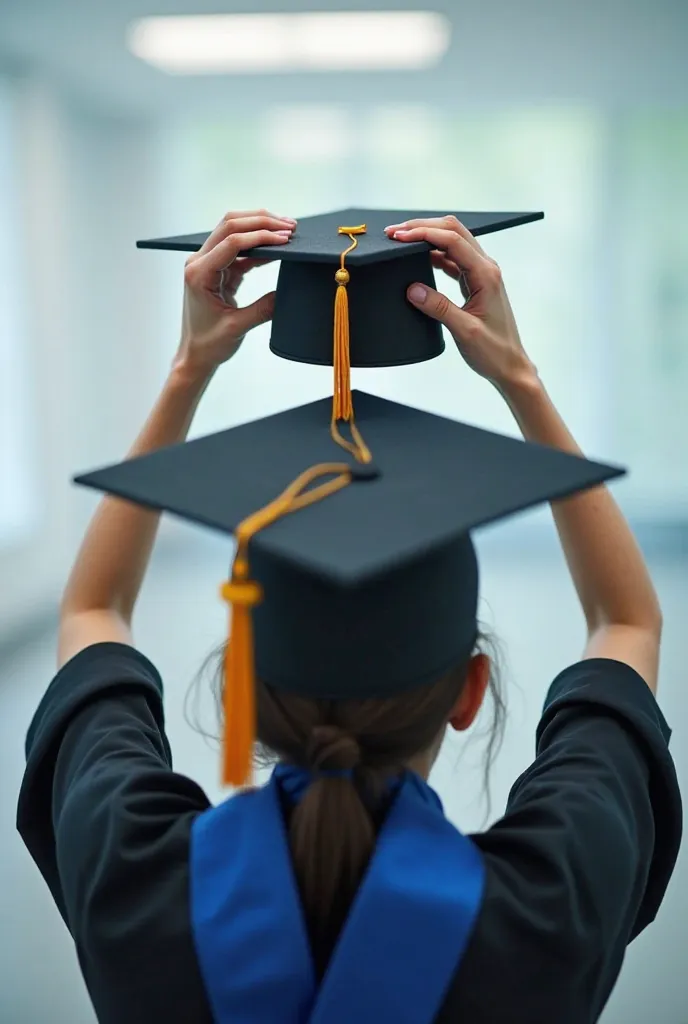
331,226,372,465
220,463,353,787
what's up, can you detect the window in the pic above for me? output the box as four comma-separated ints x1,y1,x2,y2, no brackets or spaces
611,111,688,516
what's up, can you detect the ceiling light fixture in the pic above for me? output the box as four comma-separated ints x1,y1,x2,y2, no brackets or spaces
127,11,451,75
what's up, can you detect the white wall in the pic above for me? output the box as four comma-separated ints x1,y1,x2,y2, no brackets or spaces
0,80,38,549
0,72,164,642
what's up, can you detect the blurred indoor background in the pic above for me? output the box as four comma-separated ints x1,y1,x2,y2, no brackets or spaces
0,1,686,1021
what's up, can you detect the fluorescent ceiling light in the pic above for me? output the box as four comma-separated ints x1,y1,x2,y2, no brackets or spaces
127,11,451,75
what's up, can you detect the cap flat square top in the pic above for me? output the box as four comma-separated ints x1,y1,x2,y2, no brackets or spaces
75,390,622,587
137,208,544,264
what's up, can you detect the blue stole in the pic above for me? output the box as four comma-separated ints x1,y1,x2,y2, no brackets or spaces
190,767,485,1024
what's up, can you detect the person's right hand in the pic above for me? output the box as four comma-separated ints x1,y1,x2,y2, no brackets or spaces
384,215,537,392
175,209,296,378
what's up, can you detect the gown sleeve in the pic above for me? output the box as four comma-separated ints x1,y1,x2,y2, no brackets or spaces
16,642,213,1024
443,658,682,1024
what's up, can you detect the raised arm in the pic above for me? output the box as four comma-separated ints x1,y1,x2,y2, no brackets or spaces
499,375,661,690
388,216,662,692
58,211,296,667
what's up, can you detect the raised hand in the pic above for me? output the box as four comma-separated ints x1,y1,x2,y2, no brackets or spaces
385,215,536,391
175,209,297,376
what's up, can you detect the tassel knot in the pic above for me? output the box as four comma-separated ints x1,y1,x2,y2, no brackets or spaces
221,579,263,607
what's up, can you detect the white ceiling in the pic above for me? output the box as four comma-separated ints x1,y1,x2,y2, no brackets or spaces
1,0,687,118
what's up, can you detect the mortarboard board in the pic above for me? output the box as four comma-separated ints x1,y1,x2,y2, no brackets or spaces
75,390,623,783
138,208,543,369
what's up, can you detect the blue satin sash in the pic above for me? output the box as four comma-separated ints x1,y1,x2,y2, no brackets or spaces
190,767,485,1023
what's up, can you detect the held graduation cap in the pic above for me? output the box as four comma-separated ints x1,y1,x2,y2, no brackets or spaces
138,207,544,368
75,391,624,785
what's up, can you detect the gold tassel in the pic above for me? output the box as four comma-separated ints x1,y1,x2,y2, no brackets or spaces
333,271,353,422
220,568,262,787
219,464,354,787
331,226,372,465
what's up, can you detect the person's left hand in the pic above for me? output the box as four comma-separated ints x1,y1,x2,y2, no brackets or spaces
384,215,533,391
174,209,297,377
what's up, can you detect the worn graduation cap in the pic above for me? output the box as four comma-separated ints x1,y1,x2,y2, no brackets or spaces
138,208,544,368
76,391,624,785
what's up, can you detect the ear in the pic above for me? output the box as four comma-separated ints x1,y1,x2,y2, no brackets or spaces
448,654,490,732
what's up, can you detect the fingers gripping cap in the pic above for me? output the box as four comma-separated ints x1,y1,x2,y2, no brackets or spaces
138,208,544,368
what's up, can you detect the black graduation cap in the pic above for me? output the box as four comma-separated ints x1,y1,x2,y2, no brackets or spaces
137,208,543,368
75,391,622,707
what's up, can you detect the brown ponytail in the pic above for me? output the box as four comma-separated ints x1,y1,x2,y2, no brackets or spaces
289,727,374,973
187,630,505,975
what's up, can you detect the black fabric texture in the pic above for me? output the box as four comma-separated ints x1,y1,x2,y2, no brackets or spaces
441,658,681,1024
17,644,212,1024
269,249,444,367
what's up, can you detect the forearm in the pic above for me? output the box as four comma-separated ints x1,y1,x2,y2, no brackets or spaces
61,361,213,624
501,371,662,636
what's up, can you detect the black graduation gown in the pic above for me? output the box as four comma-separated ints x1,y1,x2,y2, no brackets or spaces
17,643,681,1024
